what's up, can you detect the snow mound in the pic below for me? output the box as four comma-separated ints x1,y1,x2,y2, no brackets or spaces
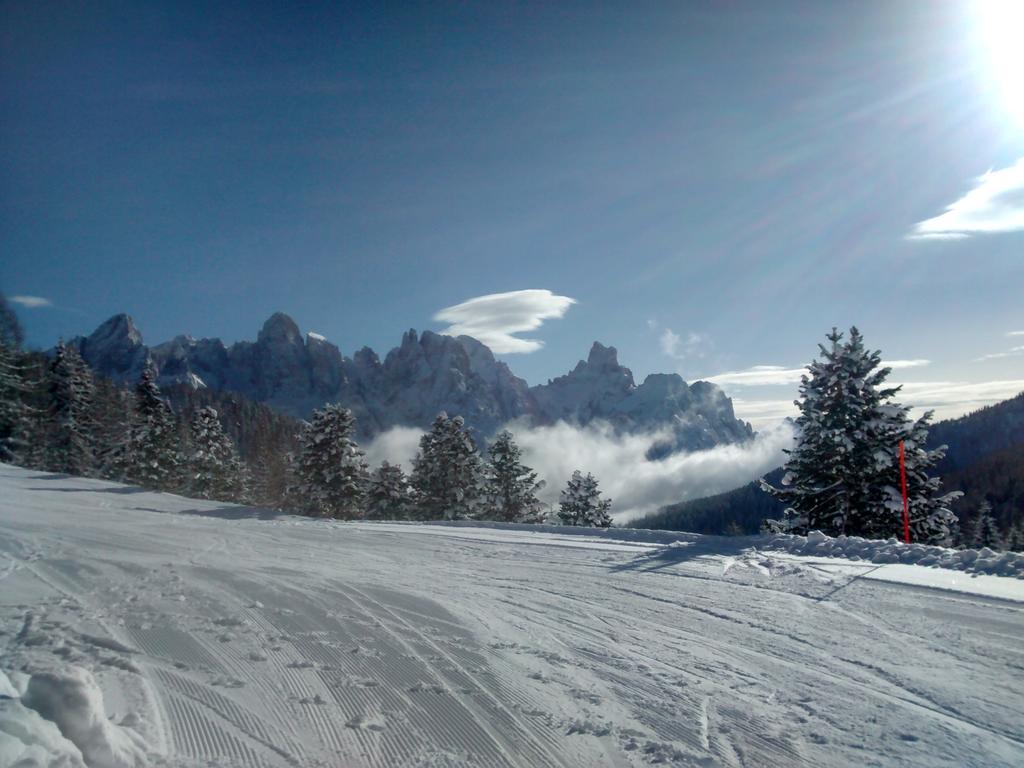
15,665,147,768
0,698,86,768
764,531,1024,578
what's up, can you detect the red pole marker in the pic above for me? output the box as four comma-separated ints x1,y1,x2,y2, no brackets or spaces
898,440,911,544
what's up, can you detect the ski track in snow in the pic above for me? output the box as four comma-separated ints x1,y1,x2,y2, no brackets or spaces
1,464,1022,767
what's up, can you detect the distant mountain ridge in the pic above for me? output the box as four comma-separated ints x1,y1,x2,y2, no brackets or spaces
68,312,754,451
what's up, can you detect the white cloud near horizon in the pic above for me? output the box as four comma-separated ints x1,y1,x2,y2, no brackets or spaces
1008,330,1024,337
10,295,53,308
909,158,1024,239
434,289,576,354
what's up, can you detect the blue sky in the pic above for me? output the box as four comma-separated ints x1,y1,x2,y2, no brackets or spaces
2,0,1022,425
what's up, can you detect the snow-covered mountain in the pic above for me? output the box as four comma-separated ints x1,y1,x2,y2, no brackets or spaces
68,312,753,448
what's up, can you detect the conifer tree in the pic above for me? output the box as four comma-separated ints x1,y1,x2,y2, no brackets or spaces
43,342,97,475
91,377,132,478
410,412,483,520
1005,523,1024,553
111,363,184,491
558,470,613,527
762,327,958,544
366,461,412,520
0,296,32,463
188,406,247,502
293,404,368,518
970,501,1003,550
482,430,545,522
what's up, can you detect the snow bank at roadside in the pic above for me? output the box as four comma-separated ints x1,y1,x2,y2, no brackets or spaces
362,520,1024,580
762,530,1024,579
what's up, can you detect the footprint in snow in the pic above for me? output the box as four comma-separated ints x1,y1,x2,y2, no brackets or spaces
345,713,386,731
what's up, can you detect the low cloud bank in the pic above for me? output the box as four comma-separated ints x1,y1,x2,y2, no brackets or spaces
512,421,794,523
364,420,794,524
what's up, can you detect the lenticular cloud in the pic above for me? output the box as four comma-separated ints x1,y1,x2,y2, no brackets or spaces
434,289,576,354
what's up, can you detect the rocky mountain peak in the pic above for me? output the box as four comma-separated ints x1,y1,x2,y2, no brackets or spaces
91,313,143,348
257,313,303,347
69,313,149,384
587,341,620,369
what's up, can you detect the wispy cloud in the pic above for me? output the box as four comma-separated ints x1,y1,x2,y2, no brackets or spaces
909,158,1024,239
705,365,808,387
705,359,930,387
896,380,1024,419
435,289,576,354
10,295,53,308
659,328,711,360
885,359,931,369
730,398,799,427
975,346,1024,361
728,380,1023,426
1008,331,1024,337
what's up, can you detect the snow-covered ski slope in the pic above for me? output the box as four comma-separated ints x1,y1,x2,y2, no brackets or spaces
1,464,1022,768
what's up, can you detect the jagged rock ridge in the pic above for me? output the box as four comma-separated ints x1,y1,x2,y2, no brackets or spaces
68,313,753,450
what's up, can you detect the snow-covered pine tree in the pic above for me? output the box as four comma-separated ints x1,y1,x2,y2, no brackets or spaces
970,501,1003,550
558,470,613,528
188,406,247,502
0,295,34,464
293,404,368,518
365,461,412,520
91,376,132,478
111,363,184,491
1006,523,1024,553
43,341,97,476
409,412,484,520
881,409,961,546
761,327,959,544
482,430,545,523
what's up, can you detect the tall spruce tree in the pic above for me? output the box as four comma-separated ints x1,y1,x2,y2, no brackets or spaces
970,501,1003,550
365,462,412,520
112,363,184,491
43,341,97,475
188,407,247,502
293,404,368,518
483,430,545,522
558,470,613,528
410,412,483,520
762,327,959,544
0,295,32,463
1005,523,1024,553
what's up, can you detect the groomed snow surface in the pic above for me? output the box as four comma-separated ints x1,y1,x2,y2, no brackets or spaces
1,464,1021,767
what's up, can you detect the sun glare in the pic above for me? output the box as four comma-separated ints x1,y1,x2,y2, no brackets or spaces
973,0,1024,129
